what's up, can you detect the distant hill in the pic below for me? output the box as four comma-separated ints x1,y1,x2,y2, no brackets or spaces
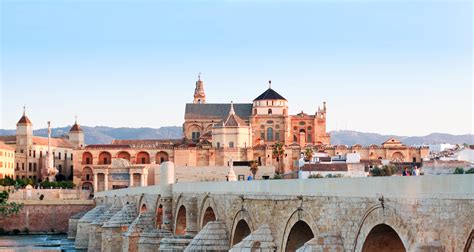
330,130,474,146
0,126,183,145
0,127,472,146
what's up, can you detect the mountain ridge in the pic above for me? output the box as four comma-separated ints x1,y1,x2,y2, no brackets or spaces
0,127,472,146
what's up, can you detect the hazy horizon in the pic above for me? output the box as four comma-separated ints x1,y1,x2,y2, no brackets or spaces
1,0,472,135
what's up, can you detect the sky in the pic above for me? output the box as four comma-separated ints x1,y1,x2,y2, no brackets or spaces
1,0,472,136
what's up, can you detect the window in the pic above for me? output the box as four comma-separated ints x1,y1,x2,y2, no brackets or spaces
103,158,108,164
71,154,73,160
33,163,37,172
141,157,146,164
33,150,36,158
268,109,272,115
216,142,220,148
58,165,62,174
267,127,274,141
413,157,417,162
58,152,61,160
229,142,234,148
299,121,306,126
293,135,297,142
275,132,280,141
307,134,312,142
22,163,25,170
28,163,32,172
29,150,31,157
260,132,265,140
86,158,91,164
40,151,42,158
192,132,201,140
267,120,274,124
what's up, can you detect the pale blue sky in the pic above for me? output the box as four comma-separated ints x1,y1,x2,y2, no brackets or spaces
1,0,472,135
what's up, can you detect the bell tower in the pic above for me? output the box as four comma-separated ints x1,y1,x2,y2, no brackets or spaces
193,73,206,104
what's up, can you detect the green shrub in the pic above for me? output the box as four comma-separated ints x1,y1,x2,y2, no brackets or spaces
12,229,20,235
308,173,324,179
453,168,465,174
22,227,29,234
371,165,398,176
272,173,282,180
465,168,474,174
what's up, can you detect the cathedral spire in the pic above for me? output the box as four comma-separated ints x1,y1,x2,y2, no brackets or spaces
193,73,206,104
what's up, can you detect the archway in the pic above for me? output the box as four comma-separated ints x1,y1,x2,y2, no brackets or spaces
156,151,169,164
232,219,251,246
98,152,112,165
82,152,93,165
362,224,405,252
81,182,93,191
136,151,150,164
201,207,216,228
117,151,131,161
81,167,93,181
463,229,473,252
156,204,163,229
285,220,314,251
175,205,187,235
391,152,404,162
140,204,147,214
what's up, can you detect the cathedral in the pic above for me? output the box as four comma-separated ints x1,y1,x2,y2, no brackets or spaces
183,77,330,148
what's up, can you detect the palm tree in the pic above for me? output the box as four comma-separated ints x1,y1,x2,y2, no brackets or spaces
249,160,259,179
272,142,285,174
304,147,314,163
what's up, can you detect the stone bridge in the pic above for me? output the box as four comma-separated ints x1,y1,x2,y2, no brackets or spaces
71,162,474,252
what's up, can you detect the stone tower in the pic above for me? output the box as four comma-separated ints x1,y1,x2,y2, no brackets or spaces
16,106,33,153
193,73,206,104
69,117,85,148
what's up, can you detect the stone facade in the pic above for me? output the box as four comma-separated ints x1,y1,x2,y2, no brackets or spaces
0,141,15,179
71,162,474,252
0,109,84,182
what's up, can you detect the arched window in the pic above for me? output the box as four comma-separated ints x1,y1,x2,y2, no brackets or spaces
253,109,257,115
267,127,274,141
268,109,272,115
229,142,234,148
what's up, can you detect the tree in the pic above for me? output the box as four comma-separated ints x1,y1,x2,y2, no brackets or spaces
370,165,397,177
453,167,465,174
0,188,23,217
272,142,285,174
304,147,314,162
466,168,474,174
249,160,259,180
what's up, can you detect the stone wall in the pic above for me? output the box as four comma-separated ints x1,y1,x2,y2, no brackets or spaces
0,200,94,233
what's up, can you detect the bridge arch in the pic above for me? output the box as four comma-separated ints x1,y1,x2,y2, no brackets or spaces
353,204,413,251
173,195,187,235
198,195,219,230
281,208,318,251
362,224,405,252
230,209,255,246
464,229,474,252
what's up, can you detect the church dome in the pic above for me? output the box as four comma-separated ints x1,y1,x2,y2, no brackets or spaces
253,81,286,101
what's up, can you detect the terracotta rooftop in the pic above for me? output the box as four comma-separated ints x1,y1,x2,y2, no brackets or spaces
70,123,83,132
0,136,16,142
17,115,32,125
0,141,15,151
32,136,73,148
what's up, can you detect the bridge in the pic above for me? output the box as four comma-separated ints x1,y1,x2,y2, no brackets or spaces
70,162,474,251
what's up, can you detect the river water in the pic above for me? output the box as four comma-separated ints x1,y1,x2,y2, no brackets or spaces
0,234,81,251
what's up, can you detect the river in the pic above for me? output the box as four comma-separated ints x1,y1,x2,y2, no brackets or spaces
0,234,81,251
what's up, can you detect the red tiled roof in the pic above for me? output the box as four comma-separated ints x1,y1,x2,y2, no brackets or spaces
17,115,32,125
32,137,73,148
70,123,83,132
0,141,15,151
0,136,16,142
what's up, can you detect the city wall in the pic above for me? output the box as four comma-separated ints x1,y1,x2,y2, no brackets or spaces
0,189,94,233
